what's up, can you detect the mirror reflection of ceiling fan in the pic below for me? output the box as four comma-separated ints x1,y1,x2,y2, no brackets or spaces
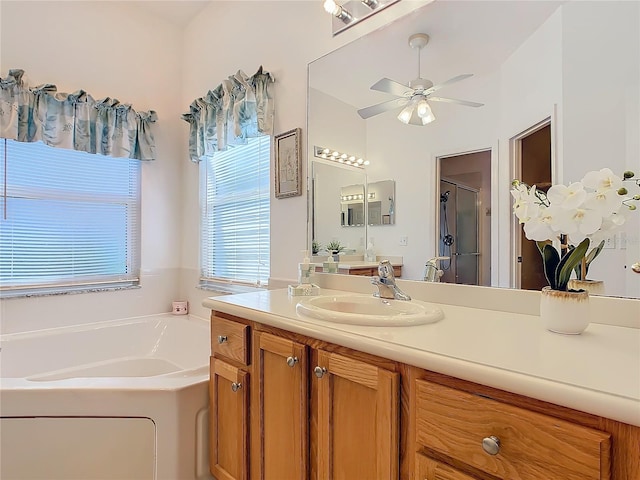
357,33,484,126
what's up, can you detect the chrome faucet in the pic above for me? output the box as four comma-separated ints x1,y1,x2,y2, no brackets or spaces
371,260,411,301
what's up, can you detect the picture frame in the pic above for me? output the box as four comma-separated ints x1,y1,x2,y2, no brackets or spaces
274,128,302,199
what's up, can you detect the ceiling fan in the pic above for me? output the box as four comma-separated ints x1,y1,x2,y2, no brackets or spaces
357,33,484,126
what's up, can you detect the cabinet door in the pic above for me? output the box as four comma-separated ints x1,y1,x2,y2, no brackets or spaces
315,349,399,480
254,332,308,480
415,453,477,480
210,357,249,480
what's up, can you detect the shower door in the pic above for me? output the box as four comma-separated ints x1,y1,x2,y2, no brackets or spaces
439,180,479,285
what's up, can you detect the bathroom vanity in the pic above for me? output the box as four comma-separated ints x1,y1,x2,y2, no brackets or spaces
204,285,640,480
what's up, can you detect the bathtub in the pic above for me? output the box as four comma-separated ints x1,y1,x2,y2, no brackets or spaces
0,313,213,480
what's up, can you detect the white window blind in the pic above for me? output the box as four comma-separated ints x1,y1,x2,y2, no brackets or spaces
200,135,270,289
0,139,141,296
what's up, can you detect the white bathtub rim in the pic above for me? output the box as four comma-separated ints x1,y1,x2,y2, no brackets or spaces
1,312,210,391
0,312,208,340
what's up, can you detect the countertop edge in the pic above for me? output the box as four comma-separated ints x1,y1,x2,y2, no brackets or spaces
203,296,640,428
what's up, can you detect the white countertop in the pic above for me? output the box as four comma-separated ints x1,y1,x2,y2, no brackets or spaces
203,288,640,427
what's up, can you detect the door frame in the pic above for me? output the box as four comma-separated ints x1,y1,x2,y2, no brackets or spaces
509,115,557,289
435,145,495,286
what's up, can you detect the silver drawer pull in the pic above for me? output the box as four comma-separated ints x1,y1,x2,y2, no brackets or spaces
231,382,242,392
314,366,327,378
482,435,501,455
217,335,228,344
286,356,299,367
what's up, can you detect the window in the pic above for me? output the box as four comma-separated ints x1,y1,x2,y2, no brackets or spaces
0,139,141,296
200,135,270,290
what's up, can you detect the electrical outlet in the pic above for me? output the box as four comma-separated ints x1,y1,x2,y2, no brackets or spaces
603,235,616,249
399,236,408,246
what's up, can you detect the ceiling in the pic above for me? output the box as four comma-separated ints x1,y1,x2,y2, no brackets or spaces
310,0,565,109
128,0,212,28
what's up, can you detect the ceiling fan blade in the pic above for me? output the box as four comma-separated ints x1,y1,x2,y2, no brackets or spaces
424,74,473,95
428,96,484,108
370,78,413,97
357,98,408,119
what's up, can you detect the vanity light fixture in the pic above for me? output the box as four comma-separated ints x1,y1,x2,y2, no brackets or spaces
323,0,401,36
314,145,369,169
323,0,353,23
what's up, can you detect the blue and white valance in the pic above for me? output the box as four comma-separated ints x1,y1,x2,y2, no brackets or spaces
0,69,157,160
181,66,275,162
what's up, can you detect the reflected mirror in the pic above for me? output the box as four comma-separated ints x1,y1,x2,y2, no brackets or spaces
308,0,640,298
368,180,395,226
341,183,365,227
312,160,366,256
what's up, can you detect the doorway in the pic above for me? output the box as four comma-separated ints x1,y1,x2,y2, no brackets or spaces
437,150,492,286
512,121,552,290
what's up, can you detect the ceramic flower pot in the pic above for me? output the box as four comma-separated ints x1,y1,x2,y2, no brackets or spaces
567,279,605,296
540,286,590,334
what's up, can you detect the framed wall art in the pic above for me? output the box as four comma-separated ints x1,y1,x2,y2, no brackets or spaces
274,128,302,199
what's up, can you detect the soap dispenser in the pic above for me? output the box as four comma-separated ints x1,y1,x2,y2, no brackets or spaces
365,238,376,262
288,250,320,296
323,255,338,273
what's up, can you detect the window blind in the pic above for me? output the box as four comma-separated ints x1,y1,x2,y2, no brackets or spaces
200,135,270,289
0,139,141,296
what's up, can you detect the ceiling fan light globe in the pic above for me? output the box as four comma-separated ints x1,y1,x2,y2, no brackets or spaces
397,105,414,124
416,99,432,118
421,112,436,125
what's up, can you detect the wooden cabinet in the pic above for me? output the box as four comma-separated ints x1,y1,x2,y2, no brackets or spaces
314,349,399,479
209,357,249,480
210,313,400,480
413,379,611,480
252,332,308,480
415,453,476,480
209,311,639,480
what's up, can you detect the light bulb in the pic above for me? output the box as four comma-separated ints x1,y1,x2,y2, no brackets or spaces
323,0,339,15
416,99,431,118
397,105,414,124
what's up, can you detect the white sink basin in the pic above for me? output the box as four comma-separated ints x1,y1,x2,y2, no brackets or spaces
296,294,444,327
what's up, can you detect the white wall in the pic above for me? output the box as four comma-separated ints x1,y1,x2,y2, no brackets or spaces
0,0,432,329
0,1,185,333
178,0,432,318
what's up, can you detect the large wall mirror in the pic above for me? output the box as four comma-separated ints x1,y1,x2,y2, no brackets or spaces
308,0,640,299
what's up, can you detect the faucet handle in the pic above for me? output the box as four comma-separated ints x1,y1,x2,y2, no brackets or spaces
378,259,395,280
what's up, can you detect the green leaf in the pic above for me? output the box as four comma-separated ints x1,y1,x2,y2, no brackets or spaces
556,238,590,290
585,240,605,265
540,243,560,290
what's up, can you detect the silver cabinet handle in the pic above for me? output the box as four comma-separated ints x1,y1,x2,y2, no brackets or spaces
286,356,299,367
314,366,327,378
231,382,242,392
482,436,501,455
217,335,228,344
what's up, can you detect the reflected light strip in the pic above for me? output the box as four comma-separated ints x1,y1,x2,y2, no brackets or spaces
314,146,369,168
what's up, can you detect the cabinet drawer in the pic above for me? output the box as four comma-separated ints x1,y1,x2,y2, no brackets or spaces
415,453,476,480
415,379,611,480
211,316,249,365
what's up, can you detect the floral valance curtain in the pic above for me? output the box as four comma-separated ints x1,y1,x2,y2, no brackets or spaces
0,69,157,160
181,66,275,162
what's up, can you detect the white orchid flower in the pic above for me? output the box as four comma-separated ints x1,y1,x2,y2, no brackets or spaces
523,204,556,241
584,188,624,215
581,168,623,192
547,182,587,209
565,208,603,244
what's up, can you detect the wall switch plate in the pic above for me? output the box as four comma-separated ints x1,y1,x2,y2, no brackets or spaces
399,236,408,246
